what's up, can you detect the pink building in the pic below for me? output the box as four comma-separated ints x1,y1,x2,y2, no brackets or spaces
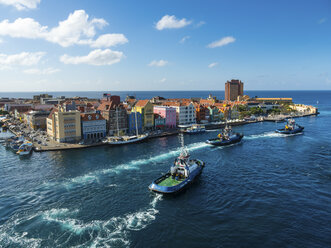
154,106,176,128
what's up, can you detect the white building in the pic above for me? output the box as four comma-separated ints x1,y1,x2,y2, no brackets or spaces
164,101,196,125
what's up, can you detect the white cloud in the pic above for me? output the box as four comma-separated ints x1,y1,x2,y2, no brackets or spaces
196,21,206,28
60,49,124,66
156,15,191,30
318,18,327,24
160,77,167,83
179,35,190,44
91,33,128,48
46,10,107,47
208,62,218,68
0,10,128,48
0,0,40,10
0,51,45,66
23,67,60,75
207,36,236,48
0,17,48,39
148,59,168,67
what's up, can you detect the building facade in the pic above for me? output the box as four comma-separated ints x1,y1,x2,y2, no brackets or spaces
127,111,143,135
98,100,127,136
225,79,244,101
132,100,154,130
164,102,196,125
153,106,176,128
25,110,51,130
47,107,81,143
81,113,106,140
154,114,166,129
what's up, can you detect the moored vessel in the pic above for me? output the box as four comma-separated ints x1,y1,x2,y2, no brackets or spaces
184,124,206,134
275,119,304,134
149,149,205,194
16,141,33,156
105,108,149,145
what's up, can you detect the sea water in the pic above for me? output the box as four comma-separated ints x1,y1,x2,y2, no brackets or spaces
0,91,330,247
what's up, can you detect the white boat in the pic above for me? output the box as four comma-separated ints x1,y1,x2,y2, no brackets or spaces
107,134,148,145
106,108,148,145
16,142,33,156
184,124,206,134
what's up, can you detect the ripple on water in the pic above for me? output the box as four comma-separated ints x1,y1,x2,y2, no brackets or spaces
0,194,162,247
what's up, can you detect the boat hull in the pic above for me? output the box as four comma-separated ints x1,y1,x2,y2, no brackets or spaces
275,126,304,134
206,133,243,146
149,160,205,194
108,135,148,146
184,129,206,134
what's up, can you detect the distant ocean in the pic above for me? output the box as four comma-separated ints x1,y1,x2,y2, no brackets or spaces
0,90,328,105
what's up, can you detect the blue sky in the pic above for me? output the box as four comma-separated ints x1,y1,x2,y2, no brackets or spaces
0,0,330,91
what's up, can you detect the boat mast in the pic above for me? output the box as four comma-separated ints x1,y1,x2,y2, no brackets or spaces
135,109,139,136
116,107,120,137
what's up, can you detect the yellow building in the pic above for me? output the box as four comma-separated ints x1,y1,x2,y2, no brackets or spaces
47,107,81,143
132,100,154,130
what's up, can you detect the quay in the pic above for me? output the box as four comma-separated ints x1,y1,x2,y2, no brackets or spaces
2,110,318,153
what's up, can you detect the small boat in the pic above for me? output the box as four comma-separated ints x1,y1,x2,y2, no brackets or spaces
275,119,304,134
149,149,205,194
206,124,243,146
16,142,33,156
184,124,206,134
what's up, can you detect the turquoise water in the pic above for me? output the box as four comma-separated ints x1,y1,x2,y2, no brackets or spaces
0,91,330,247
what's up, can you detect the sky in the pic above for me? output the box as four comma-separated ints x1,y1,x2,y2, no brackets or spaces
0,0,330,92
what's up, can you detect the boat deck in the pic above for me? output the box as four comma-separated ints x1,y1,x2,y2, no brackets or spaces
158,177,184,187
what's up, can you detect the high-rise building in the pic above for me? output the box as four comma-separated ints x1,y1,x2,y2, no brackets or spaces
225,79,244,101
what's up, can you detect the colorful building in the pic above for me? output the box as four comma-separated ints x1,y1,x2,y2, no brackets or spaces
47,107,81,143
127,111,143,134
194,103,209,123
132,100,154,130
163,101,196,125
153,106,176,128
154,114,166,129
81,113,106,140
97,96,127,136
208,106,221,122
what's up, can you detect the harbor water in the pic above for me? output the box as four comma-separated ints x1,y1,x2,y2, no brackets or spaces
0,91,330,247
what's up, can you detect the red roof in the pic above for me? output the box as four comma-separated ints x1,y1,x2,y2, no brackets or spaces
47,108,58,119
81,113,105,121
135,100,149,107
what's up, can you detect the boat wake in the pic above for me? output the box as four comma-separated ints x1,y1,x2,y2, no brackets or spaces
43,142,209,190
244,131,303,140
0,195,162,247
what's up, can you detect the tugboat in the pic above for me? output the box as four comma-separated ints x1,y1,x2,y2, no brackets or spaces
184,124,206,134
206,124,243,146
148,149,205,194
275,119,304,134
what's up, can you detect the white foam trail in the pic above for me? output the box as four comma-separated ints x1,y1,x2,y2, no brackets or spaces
206,129,219,132
38,195,162,247
0,213,42,247
44,141,209,190
245,131,304,140
245,131,286,140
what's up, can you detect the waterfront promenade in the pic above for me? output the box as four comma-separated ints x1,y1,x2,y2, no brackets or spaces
3,110,318,152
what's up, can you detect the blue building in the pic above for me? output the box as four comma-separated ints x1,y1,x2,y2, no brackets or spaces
81,113,107,140
127,111,143,134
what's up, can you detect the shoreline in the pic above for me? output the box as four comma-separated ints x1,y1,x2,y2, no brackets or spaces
3,111,318,152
